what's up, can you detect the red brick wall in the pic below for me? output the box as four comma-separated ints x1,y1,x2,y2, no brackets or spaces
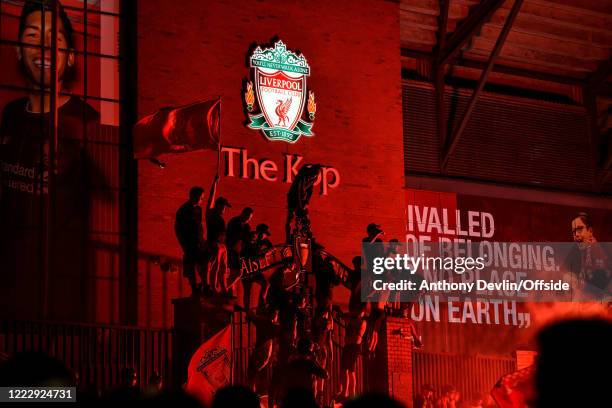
385,318,414,407
137,0,405,327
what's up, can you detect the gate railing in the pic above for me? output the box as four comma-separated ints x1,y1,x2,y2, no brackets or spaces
412,350,516,400
2,317,516,402
0,320,173,391
230,310,363,402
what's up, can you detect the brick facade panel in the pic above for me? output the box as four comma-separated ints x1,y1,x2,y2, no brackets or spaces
137,0,404,327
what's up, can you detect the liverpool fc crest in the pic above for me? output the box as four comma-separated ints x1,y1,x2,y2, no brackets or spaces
244,40,316,143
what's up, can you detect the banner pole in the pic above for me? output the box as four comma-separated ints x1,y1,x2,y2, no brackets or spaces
230,313,234,385
217,96,222,175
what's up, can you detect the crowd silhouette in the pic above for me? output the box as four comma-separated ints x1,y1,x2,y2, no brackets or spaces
0,318,609,407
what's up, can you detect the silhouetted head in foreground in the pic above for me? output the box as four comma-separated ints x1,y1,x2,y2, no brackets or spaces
0,351,73,387
147,389,203,407
281,387,318,408
343,393,406,408
535,318,612,408
212,385,259,408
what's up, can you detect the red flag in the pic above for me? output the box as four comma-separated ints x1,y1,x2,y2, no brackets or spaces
133,98,221,159
491,365,536,408
185,325,232,406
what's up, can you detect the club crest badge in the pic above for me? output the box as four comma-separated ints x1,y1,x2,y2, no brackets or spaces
244,40,316,143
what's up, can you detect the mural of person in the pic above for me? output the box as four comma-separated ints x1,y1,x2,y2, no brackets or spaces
564,212,611,296
0,0,104,320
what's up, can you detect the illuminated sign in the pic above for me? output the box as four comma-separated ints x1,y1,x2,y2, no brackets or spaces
221,146,339,196
244,40,316,143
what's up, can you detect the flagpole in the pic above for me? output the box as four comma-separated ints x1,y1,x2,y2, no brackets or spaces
217,96,222,176
230,313,234,385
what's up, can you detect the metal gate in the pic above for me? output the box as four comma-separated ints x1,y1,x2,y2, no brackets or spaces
412,350,516,401
0,320,173,391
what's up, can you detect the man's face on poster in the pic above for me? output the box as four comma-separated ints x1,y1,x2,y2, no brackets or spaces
17,10,74,89
572,217,593,244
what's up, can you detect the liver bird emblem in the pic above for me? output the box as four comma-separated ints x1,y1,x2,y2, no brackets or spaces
275,98,292,127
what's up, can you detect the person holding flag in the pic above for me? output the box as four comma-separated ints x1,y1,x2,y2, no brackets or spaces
175,185,208,296
205,174,232,294
134,97,227,294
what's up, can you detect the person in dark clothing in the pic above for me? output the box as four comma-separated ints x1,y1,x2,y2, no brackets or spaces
294,293,309,342
339,309,366,400
277,338,328,404
227,238,243,274
175,186,207,295
225,207,252,300
225,237,248,307
343,393,407,408
0,0,105,321
361,223,385,302
362,223,387,354
246,307,281,391
534,319,612,408
146,371,163,395
315,256,340,315
312,307,334,404
384,241,424,349
347,256,366,316
0,351,74,388
268,287,311,405
212,385,260,408
362,223,385,263
205,174,231,293
226,207,253,251
363,222,384,243
366,305,386,354
253,223,273,253
268,270,298,358
242,223,273,308
414,384,435,408
103,367,140,402
205,174,229,244
281,388,319,408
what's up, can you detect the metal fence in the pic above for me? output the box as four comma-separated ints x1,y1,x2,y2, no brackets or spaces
412,350,516,401
1,317,515,403
230,311,363,403
0,320,173,391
